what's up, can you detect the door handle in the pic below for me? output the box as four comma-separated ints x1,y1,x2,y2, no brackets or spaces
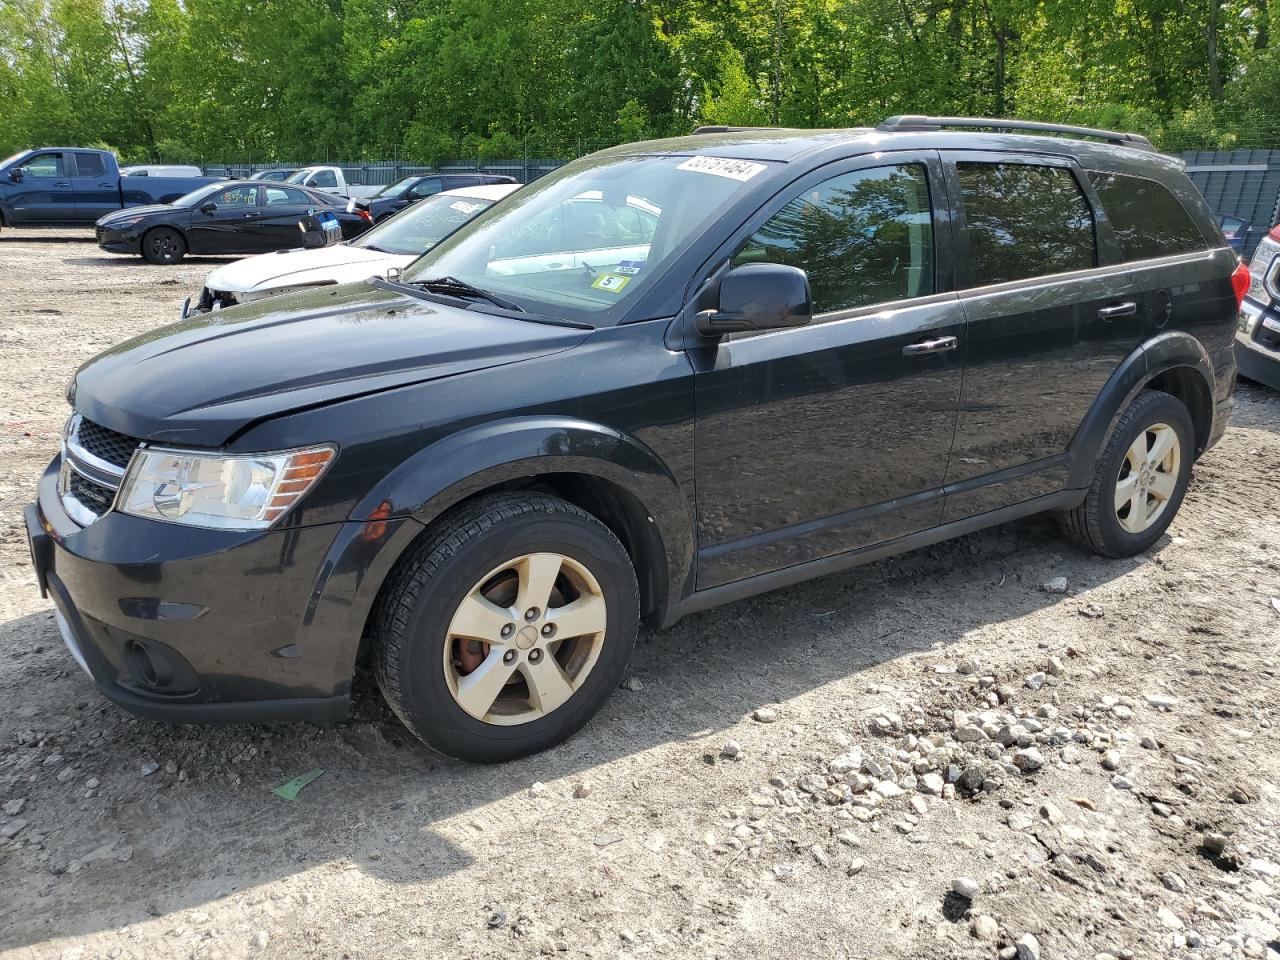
902,335,959,356
1098,301,1137,320
54,181,70,188
98,182,113,188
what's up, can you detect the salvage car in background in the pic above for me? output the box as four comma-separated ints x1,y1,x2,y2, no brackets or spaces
1237,223,1280,388
0,147,221,227
250,169,300,182
120,164,205,178
1216,214,1251,255
95,180,371,264
193,182,520,312
285,166,378,199
356,173,517,223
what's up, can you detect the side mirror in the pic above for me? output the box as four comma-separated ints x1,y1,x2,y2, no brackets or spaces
8,168,22,183
696,262,812,336
199,201,217,215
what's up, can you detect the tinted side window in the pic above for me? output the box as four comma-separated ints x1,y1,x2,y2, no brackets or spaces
956,163,1096,285
733,163,935,314
264,186,310,205
408,178,444,199
1088,171,1207,261
311,170,338,188
75,152,106,178
17,152,65,177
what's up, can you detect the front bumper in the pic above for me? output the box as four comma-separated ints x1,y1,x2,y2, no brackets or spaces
95,223,140,255
26,455,409,724
1236,300,1280,390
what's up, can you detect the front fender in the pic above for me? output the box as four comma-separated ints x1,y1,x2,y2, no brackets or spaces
348,415,695,622
1067,331,1215,488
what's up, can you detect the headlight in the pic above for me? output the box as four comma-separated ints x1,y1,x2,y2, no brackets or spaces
118,444,336,530
110,215,147,228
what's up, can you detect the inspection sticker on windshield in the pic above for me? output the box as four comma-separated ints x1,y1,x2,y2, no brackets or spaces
591,273,632,294
615,259,645,275
449,200,481,214
676,156,768,181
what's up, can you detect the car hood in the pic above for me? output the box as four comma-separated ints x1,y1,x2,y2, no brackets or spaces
204,244,407,294
71,282,591,446
98,204,174,225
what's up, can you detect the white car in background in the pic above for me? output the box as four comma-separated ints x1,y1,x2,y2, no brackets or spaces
191,182,520,313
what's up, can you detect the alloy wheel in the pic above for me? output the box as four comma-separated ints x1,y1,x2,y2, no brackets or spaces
442,552,607,725
1114,422,1180,534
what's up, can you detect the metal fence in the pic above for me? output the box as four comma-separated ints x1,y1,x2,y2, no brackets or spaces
1179,150,1280,258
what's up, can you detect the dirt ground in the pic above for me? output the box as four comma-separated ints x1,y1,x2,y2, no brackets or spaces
1,227,1279,960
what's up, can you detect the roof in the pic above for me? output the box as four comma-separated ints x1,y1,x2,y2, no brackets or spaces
439,182,522,201
594,123,1179,179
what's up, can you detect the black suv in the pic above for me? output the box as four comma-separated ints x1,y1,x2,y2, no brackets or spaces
27,117,1243,762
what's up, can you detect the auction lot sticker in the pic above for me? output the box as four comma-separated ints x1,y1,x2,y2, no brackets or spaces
591,273,632,293
676,156,769,181
675,156,762,181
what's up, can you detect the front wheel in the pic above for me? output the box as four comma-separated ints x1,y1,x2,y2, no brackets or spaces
372,492,639,763
141,227,186,264
1058,389,1194,557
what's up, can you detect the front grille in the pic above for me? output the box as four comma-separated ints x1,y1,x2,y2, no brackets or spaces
74,418,140,470
68,471,116,516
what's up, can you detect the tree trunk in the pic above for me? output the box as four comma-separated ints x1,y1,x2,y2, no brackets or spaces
1207,0,1223,102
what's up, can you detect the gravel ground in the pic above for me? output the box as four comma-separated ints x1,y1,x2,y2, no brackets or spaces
1,227,1280,960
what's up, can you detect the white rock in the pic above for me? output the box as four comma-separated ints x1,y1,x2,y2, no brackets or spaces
811,844,830,867
846,857,865,876
1016,932,1041,960
953,876,981,899
1,819,28,840
919,773,944,795
528,782,549,797
620,676,643,691
1144,693,1177,710
1157,906,1184,930
1025,672,1047,691
720,739,743,760
572,782,594,799
874,781,904,799
1042,576,1068,593
140,762,159,777
2,798,25,816
971,914,999,940
1111,774,1134,790
1013,748,1044,772
752,707,778,723
1102,750,1122,771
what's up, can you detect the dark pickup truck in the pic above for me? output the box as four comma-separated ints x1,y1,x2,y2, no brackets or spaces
0,147,222,228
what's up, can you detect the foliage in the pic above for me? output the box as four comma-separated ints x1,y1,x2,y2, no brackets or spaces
1,0,1277,162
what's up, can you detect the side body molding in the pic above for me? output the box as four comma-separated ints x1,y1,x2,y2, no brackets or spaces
1067,331,1216,489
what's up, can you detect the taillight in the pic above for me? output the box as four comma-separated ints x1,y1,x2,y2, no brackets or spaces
1269,225,1280,242
356,209,372,223
1231,260,1250,308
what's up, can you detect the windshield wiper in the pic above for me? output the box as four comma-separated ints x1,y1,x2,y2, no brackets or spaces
415,276,524,312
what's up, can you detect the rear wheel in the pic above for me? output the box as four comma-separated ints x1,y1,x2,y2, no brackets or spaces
1059,390,1194,557
372,492,639,763
141,227,186,264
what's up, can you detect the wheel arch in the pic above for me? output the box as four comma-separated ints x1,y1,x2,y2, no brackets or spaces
1067,332,1217,488
352,416,695,630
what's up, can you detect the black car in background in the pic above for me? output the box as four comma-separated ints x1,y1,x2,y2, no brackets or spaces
31,117,1242,763
95,180,371,263
358,172,517,222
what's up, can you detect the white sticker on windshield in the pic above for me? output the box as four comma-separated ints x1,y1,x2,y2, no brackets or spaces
450,200,481,214
675,156,768,182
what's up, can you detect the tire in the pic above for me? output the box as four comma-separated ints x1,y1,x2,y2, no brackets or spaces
141,227,186,264
1059,389,1194,558
372,492,639,763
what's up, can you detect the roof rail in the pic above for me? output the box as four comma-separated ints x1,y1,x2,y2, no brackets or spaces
876,115,1154,150
691,125,781,134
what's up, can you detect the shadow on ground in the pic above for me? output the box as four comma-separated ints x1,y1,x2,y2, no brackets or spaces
0,512,1147,947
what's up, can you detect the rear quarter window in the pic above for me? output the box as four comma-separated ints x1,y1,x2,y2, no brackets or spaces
1087,171,1208,261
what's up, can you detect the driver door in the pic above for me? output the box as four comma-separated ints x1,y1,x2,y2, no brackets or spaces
9,151,74,222
186,184,265,253
691,152,966,588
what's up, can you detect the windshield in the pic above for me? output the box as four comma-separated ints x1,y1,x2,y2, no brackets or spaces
354,192,498,256
373,177,418,198
404,153,775,324
1,152,26,170
170,183,234,207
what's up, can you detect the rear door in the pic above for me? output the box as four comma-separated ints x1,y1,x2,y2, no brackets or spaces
71,151,119,222
186,184,264,253
692,152,967,588
9,151,75,221
940,152,1141,521
259,185,319,249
